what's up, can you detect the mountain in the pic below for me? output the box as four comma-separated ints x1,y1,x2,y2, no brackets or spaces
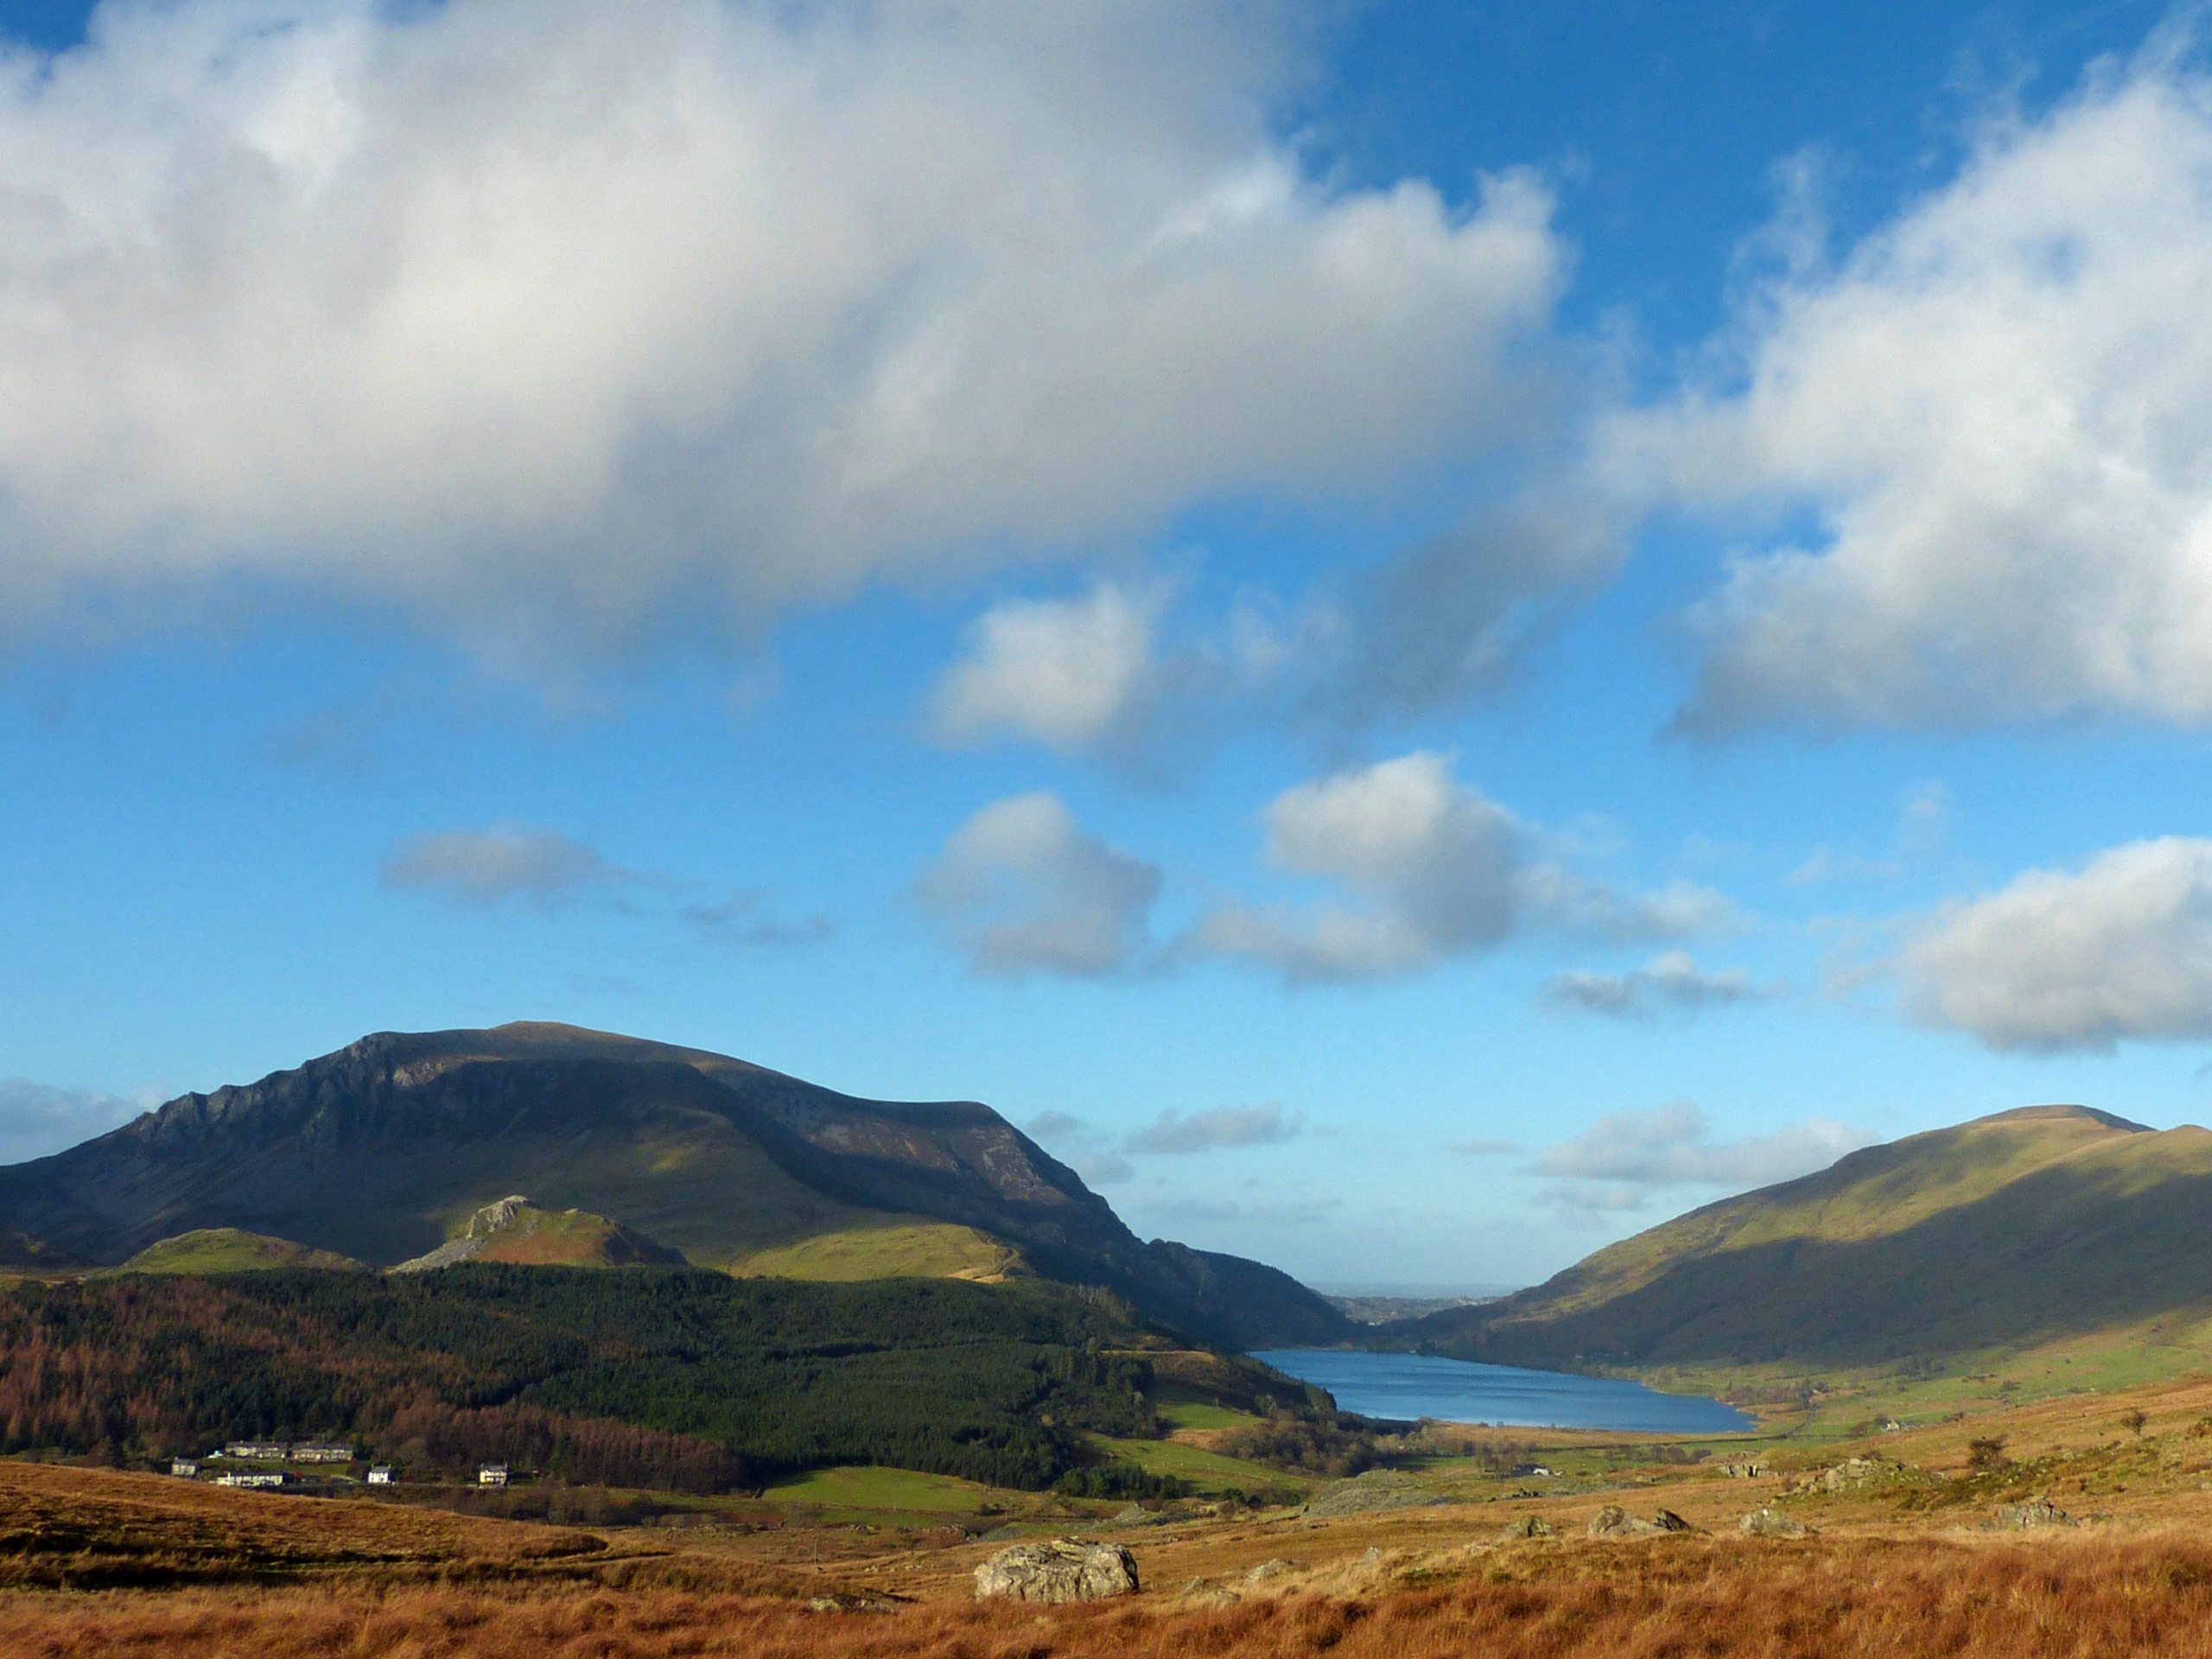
0,1022,1348,1349
1399,1105,2212,1369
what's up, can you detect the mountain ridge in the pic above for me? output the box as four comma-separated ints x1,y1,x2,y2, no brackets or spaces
1395,1103,2212,1370
0,1022,1350,1351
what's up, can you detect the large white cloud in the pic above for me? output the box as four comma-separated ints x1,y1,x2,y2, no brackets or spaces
1900,836,2212,1052
0,0,1565,666
1601,35,2212,731
1191,752,1732,982
915,792,1162,978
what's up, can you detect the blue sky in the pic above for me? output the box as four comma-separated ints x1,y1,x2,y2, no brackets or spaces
7,0,2212,1289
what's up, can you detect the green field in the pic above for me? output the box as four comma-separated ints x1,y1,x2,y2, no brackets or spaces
1087,1433,1307,1497
729,1221,1019,1282
1156,1397,1260,1433
764,1465,1007,1520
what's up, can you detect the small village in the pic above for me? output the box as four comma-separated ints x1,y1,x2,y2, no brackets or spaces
167,1442,512,1492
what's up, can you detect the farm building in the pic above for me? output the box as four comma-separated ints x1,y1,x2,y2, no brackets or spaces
366,1466,396,1485
221,1441,288,1461
170,1459,200,1478
216,1471,286,1489
478,1462,509,1487
290,1443,354,1463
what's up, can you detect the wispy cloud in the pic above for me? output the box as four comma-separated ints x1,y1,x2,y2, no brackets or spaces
916,793,1162,978
1531,1101,1878,1215
0,1077,143,1164
378,823,633,912
1543,951,1776,1020
1126,1103,1303,1155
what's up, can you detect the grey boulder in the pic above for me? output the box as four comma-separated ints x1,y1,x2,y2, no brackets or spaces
975,1539,1141,1604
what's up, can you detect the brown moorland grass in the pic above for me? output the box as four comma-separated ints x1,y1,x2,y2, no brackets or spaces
9,1532,2212,1658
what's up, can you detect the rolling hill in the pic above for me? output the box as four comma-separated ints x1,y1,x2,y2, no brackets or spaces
1398,1104,2212,1370
0,1022,1348,1349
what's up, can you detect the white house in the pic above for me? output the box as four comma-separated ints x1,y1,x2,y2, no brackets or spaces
478,1462,509,1487
170,1458,200,1478
216,1471,286,1489
366,1466,396,1485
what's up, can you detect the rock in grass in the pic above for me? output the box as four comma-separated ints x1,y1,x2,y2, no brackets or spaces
1497,1515,1556,1540
1990,1497,2073,1530
1650,1509,1696,1532
1587,1505,1660,1538
1738,1507,1810,1537
975,1539,1140,1603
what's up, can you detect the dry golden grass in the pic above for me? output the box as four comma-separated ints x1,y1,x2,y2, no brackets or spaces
22,1366,2212,1656
10,1533,2212,1658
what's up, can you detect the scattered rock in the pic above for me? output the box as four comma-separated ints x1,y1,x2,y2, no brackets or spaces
1650,1509,1695,1533
1739,1507,1810,1537
1990,1497,2073,1530
1497,1515,1556,1540
1586,1505,1661,1538
805,1594,899,1614
1301,1471,1452,1519
1719,1460,1768,1478
1109,1503,1165,1529
1243,1558,1300,1584
975,1539,1141,1604
1792,1456,1907,1495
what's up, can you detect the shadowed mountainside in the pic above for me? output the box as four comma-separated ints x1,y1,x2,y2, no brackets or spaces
0,1023,1348,1350
1394,1105,2212,1369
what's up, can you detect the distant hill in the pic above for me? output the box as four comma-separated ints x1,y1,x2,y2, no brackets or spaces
111,1228,365,1275
391,1196,686,1271
1396,1105,2212,1369
0,1023,1348,1350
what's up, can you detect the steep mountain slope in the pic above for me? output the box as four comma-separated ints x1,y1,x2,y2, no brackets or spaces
1401,1105,2212,1369
0,1023,1348,1348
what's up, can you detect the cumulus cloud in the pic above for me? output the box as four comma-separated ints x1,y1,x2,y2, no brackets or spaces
0,0,1565,671
378,823,632,911
1534,1101,1878,1212
1899,836,2212,1051
1603,33,2212,732
931,582,1164,754
916,792,1162,977
1126,1102,1303,1154
1543,951,1771,1020
1189,752,1732,982
0,1077,142,1163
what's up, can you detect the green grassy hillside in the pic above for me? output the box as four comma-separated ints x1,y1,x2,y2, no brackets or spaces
110,1229,365,1274
1402,1106,2212,1373
728,1221,1020,1281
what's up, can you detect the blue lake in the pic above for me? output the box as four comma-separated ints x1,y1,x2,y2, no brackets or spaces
1251,1348,1753,1434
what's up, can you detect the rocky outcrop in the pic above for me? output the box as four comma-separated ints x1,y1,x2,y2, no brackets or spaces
1497,1515,1556,1540
1302,1471,1451,1518
974,1539,1140,1604
1990,1497,2072,1529
1586,1505,1661,1538
1739,1507,1810,1537
1789,1455,1910,1494
1588,1505,1694,1538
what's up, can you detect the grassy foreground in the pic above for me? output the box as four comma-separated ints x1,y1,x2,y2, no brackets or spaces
18,1364,2212,1654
